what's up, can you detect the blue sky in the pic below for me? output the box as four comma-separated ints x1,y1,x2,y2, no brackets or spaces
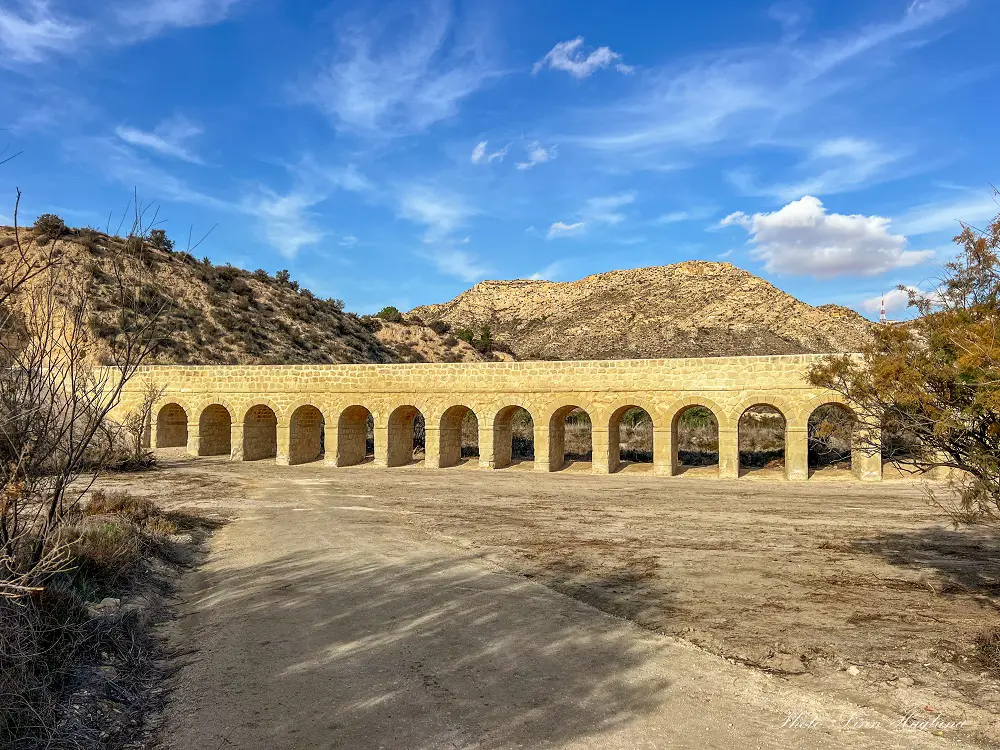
1,0,997,317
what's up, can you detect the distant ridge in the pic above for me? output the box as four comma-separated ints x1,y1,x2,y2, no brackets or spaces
410,262,872,360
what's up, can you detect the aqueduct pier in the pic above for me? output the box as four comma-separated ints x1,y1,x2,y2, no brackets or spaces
119,354,883,481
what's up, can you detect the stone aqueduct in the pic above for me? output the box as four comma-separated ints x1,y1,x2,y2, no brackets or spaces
116,354,884,481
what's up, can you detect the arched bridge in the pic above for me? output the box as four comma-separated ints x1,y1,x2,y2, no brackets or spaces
121,354,882,481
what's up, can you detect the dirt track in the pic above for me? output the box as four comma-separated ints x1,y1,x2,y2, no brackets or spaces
103,456,999,749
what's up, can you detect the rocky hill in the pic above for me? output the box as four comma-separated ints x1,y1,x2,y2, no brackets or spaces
410,262,872,360
0,225,488,365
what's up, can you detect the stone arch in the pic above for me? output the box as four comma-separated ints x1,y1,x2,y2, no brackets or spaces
670,402,721,476
607,404,655,474
288,404,326,465
547,403,593,472
737,401,788,478
438,404,479,468
337,405,375,467
243,403,278,461
155,402,188,448
387,404,425,467
664,395,731,432
492,404,536,469
198,404,232,457
807,401,859,477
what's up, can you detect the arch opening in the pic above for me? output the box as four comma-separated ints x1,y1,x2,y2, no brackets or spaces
198,404,232,457
387,405,425,467
289,405,325,465
439,405,479,468
337,406,374,466
808,403,857,478
155,403,188,449
243,404,277,461
672,405,719,476
492,406,534,469
610,406,653,473
549,405,592,472
881,408,926,479
738,404,786,478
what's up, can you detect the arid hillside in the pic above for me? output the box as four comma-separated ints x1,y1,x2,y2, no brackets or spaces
411,262,873,360
0,225,488,365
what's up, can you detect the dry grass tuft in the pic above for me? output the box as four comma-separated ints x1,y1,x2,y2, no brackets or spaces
975,626,1000,675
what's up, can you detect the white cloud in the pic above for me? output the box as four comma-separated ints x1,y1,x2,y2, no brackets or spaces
115,0,243,39
339,235,359,248
471,140,507,165
421,247,490,282
0,1,82,64
515,141,556,170
720,195,934,278
894,192,999,236
115,116,203,163
313,0,496,137
546,221,585,239
398,186,474,242
582,193,634,225
533,36,632,78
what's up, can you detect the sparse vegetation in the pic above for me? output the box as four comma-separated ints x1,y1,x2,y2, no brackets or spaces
810,196,1000,523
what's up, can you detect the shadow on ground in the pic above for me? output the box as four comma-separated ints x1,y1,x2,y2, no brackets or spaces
167,543,673,749
857,526,1000,607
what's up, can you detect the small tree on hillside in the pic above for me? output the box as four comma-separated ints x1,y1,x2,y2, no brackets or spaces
809,192,1000,523
149,228,174,252
376,306,403,323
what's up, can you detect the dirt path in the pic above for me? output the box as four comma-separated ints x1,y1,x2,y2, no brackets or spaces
103,458,994,749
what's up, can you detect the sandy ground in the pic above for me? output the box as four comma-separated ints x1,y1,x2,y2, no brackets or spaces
101,455,999,749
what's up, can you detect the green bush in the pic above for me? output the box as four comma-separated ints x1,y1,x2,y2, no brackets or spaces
429,319,450,334
148,228,174,252
32,213,66,240
376,306,403,323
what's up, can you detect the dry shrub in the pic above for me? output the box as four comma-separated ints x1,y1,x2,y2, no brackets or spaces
0,493,208,748
975,626,1000,675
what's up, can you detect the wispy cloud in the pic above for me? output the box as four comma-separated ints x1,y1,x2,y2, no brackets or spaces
398,185,474,242
114,0,244,40
721,195,933,278
420,247,490,282
728,137,907,200
533,36,633,78
570,1,965,163
515,141,556,170
241,189,325,259
471,140,508,165
581,193,634,226
655,206,715,224
313,0,496,137
894,190,999,236
115,116,203,163
0,0,82,65
527,260,566,280
546,221,585,239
